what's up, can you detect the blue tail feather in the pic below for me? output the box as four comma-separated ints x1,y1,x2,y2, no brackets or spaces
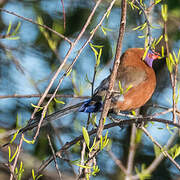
78,98,102,113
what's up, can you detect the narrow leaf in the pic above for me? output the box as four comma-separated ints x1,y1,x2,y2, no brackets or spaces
82,127,90,149
54,98,65,104
96,48,102,66
143,47,150,60
155,35,163,46
9,146,19,162
10,130,20,144
22,136,35,144
6,21,12,35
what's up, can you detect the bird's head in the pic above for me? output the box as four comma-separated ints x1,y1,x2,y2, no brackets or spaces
144,49,161,68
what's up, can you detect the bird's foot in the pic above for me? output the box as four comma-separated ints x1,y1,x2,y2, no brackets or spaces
134,115,144,128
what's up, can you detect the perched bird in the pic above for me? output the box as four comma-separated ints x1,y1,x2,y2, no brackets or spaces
19,48,160,133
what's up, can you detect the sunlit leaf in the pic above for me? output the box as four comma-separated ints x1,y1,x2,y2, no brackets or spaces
132,25,141,31
140,22,147,31
135,129,142,143
66,68,72,77
155,0,162,4
82,127,90,149
22,136,35,144
124,84,133,93
161,46,165,57
155,35,163,46
6,21,12,35
161,4,168,22
75,164,91,169
10,130,20,144
54,98,65,104
166,57,173,73
96,48,102,66
142,47,150,60
106,10,111,18
154,144,161,157
118,81,124,94
31,103,43,110
9,146,19,162
138,35,145,39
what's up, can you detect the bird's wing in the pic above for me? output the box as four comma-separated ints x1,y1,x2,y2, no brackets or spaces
115,66,147,91
95,66,147,96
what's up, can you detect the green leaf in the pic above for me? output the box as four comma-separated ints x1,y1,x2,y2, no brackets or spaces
138,35,145,39
36,174,43,180
155,0,162,4
89,113,97,127
173,51,178,64
106,10,111,18
17,161,24,180
22,136,35,144
89,43,104,48
89,43,98,56
154,144,161,157
127,0,139,10
155,35,163,46
54,98,65,104
9,146,19,162
100,135,103,151
86,173,90,180
161,4,168,22
131,110,136,116
164,34,168,42
135,129,142,143
13,22,21,35
31,103,43,110
124,84,133,93
8,146,11,162
85,74,92,84
118,81,124,94
89,137,97,152
92,165,100,176
66,68,72,77
75,164,91,169
168,144,180,159
178,48,180,59
132,25,141,31
7,36,20,40
161,46,165,57
101,26,107,35
101,26,112,36
135,164,151,180
169,53,175,65
143,47,150,60
82,127,90,149
96,48,102,66
6,21,12,35
32,169,35,180
140,22,147,31
10,130,20,144
166,57,173,73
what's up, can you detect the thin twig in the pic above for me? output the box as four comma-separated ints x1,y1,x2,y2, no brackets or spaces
9,134,24,180
132,129,178,179
141,127,180,171
37,117,180,173
0,94,89,99
125,124,137,180
134,0,152,47
108,150,127,174
0,8,72,44
47,134,62,180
